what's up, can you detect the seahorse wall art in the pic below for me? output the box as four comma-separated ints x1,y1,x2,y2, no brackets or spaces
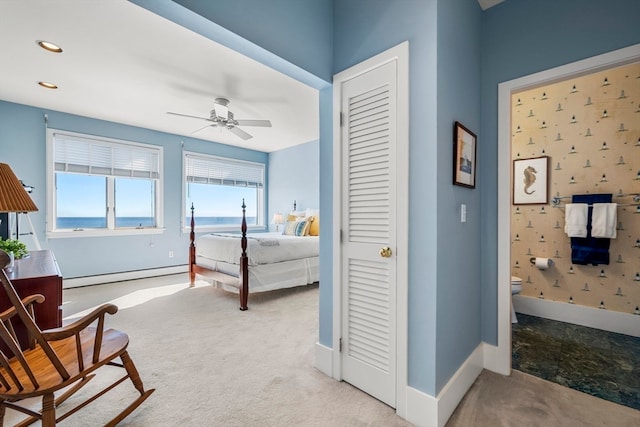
523,166,537,194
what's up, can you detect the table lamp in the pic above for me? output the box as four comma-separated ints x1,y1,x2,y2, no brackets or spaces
272,212,284,232
0,163,39,240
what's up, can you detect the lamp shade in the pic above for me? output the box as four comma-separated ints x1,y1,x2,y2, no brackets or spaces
272,212,284,225
0,163,38,213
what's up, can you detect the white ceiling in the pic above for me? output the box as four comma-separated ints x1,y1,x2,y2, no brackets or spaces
1,1,507,154
0,0,319,153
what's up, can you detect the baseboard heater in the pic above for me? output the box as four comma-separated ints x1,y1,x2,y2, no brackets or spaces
63,265,188,288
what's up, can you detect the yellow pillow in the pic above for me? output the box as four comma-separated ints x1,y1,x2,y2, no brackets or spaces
287,213,301,222
308,215,319,236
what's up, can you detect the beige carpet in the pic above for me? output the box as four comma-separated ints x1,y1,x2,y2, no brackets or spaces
5,274,639,426
5,275,409,426
446,369,639,427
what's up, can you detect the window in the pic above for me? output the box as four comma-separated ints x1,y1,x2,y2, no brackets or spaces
46,129,163,237
184,152,265,231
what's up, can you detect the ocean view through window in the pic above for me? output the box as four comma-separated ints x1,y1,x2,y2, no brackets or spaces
47,129,163,237
57,216,256,229
184,152,265,230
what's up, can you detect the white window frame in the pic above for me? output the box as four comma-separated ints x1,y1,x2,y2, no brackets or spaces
183,151,265,233
46,129,164,238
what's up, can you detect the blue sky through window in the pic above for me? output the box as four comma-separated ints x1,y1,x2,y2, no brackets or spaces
56,174,105,217
56,173,256,219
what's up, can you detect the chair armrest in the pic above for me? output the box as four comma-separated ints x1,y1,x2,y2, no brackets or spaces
0,294,45,321
42,303,118,340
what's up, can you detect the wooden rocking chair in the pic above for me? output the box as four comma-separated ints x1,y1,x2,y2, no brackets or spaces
0,250,154,426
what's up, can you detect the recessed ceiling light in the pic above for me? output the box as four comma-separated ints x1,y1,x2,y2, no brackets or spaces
36,40,63,53
38,81,58,89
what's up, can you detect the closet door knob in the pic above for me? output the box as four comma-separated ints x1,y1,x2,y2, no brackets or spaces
379,246,392,258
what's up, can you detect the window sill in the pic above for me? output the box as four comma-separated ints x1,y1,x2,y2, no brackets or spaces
183,225,267,234
46,227,165,239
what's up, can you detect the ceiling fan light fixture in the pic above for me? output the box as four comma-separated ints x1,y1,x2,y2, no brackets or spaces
168,97,269,141
213,100,229,120
38,81,58,89
36,40,63,53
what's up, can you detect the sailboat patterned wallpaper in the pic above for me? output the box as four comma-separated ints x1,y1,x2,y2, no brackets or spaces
511,61,640,315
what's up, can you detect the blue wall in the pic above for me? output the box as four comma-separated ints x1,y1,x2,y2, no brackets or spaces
334,0,437,395
172,0,334,83
479,0,640,344
334,0,483,396
435,0,482,394
0,100,267,278
268,140,319,228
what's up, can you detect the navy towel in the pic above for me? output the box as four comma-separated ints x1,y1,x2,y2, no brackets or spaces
570,194,612,266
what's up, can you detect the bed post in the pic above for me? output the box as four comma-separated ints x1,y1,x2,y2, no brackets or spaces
189,203,196,287
239,199,249,311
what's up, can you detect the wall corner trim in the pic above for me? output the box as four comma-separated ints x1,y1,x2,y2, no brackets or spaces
406,343,484,427
314,342,333,377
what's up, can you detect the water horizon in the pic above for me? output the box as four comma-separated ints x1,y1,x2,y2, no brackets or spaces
56,216,256,229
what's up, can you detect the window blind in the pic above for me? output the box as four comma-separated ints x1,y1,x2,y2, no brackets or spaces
185,153,264,188
53,133,160,179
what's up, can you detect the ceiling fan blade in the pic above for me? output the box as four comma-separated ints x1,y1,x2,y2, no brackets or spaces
228,126,253,140
235,119,272,127
167,111,211,121
191,124,213,134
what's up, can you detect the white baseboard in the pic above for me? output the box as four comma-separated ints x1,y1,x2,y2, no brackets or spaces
514,295,640,337
314,342,333,377
483,341,510,376
406,385,436,427
63,265,188,288
406,343,484,427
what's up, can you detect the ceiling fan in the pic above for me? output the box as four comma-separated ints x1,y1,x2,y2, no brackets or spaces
167,97,272,140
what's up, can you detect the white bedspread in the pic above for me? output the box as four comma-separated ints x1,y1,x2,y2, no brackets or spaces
196,232,319,266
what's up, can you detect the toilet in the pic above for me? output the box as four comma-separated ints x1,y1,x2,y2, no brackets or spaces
511,276,522,323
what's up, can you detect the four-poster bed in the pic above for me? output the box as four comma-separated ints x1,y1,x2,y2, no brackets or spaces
188,201,319,310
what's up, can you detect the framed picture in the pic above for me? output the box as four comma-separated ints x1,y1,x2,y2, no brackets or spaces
453,121,477,189
513,156,549,205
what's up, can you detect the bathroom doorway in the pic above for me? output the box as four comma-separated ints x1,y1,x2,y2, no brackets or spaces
498,45,640,394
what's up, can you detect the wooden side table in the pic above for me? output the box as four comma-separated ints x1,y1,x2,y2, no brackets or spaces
2,249,63,349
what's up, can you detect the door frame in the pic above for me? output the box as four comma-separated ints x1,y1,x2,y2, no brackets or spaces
332,41,409,416
493,43,640,374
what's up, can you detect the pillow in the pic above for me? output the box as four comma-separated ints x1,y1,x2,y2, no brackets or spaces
308,215,319,236
290,210,306,218
305,208,320,218
304,216,315,236
282,220,297,235
287,213,305,222
298,220,312,236
283,219,310,236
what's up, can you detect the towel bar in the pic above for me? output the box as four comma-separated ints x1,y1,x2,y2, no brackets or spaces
551,193,640,208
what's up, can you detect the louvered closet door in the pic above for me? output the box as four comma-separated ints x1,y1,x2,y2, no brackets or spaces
341,60,397,408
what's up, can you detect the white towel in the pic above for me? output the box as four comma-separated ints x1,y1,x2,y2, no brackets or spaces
591,203,617,238
564,203,588,237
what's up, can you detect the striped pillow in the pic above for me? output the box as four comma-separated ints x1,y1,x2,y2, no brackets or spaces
283,219,310,236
